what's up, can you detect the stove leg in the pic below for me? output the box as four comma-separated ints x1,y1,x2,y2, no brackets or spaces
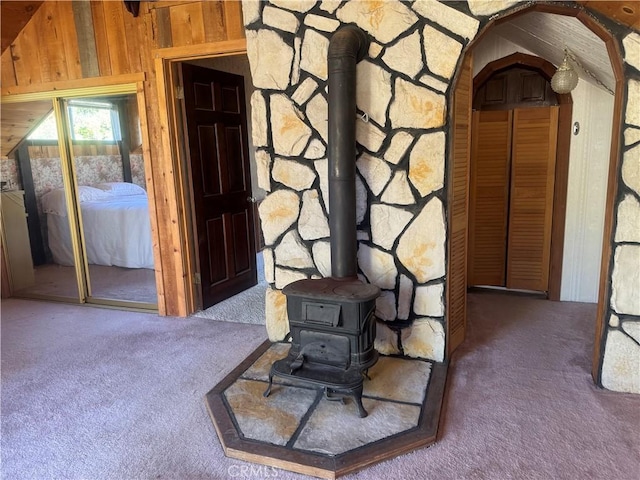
263,372,274,397
353,387,368,418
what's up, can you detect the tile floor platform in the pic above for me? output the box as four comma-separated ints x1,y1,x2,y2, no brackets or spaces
205,341,447,479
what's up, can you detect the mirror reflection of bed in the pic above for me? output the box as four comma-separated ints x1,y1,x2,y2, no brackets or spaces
34,182,156,304
1,94,157,307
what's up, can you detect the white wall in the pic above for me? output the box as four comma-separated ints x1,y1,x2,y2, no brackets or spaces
473,32,529,76
472,33,614,302
560,81,613,302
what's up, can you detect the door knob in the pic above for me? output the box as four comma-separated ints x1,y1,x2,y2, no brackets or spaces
247,196,257,203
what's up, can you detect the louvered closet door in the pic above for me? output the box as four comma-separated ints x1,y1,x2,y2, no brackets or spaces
447,54,472,355
468,110,512,287
507,106,559,291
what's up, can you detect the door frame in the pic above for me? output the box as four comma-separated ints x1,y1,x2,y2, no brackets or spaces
472,53,573,301
153,39,247,315
447,4,624,384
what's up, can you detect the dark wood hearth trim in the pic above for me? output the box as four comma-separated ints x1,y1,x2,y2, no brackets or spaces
205,341,448,479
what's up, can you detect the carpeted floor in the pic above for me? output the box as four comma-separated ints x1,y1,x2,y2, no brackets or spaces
1,291,638,479
192,252,266,325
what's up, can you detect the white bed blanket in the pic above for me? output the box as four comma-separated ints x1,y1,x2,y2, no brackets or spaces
47,193,154,269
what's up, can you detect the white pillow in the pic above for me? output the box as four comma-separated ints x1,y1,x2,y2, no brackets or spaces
94,182,146,196
77,185,112,202
41,186,112,217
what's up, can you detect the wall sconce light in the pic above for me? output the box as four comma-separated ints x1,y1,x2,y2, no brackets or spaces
551,49,579,94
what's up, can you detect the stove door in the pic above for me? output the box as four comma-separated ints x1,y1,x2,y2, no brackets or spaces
299,331,350,369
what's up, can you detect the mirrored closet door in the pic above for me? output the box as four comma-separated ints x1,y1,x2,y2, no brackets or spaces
63,94,157,306
1,86,157,309
1,99,81,302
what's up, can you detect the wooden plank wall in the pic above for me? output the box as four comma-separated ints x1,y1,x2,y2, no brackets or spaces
1,0,246,316
28,144,120,158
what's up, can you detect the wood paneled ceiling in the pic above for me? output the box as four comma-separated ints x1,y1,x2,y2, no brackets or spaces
492,11,615,93
577,1,640,31
1,1,44,53
0,1,637,56
1,100,52,157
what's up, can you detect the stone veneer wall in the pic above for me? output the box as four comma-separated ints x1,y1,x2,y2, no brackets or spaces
605,28,640,393
242,0,640,392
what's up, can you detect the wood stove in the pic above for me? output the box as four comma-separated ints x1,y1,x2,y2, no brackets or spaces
264,277,379,417
263,26,379,417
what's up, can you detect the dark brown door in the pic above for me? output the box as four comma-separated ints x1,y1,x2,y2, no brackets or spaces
180,63,257,309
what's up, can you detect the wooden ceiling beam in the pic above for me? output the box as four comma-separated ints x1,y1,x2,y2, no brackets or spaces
577,1,640,31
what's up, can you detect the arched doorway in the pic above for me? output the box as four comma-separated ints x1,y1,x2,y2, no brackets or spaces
469,54,572,300
446,4,624,385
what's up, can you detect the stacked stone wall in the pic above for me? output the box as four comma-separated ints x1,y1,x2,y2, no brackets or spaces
601,32,640,392
243,0,639,391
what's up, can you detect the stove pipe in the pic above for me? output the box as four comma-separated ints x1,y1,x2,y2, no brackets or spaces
328,26,370,279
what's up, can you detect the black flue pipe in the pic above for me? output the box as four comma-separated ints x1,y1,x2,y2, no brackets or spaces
327,26,369,279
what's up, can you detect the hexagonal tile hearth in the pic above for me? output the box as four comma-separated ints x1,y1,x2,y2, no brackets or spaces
206,341,446,479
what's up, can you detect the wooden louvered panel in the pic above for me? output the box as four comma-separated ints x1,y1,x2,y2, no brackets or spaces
447,54,472,355
507,107,559,291
468,110,512,287
448,228,468,349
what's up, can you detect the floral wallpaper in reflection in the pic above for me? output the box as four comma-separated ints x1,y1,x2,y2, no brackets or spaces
31,153,146,202
28,151,146,260
3,148,147,225
130,154,146,189
0,157,20,190
75,155,125,187
31,156,64,200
